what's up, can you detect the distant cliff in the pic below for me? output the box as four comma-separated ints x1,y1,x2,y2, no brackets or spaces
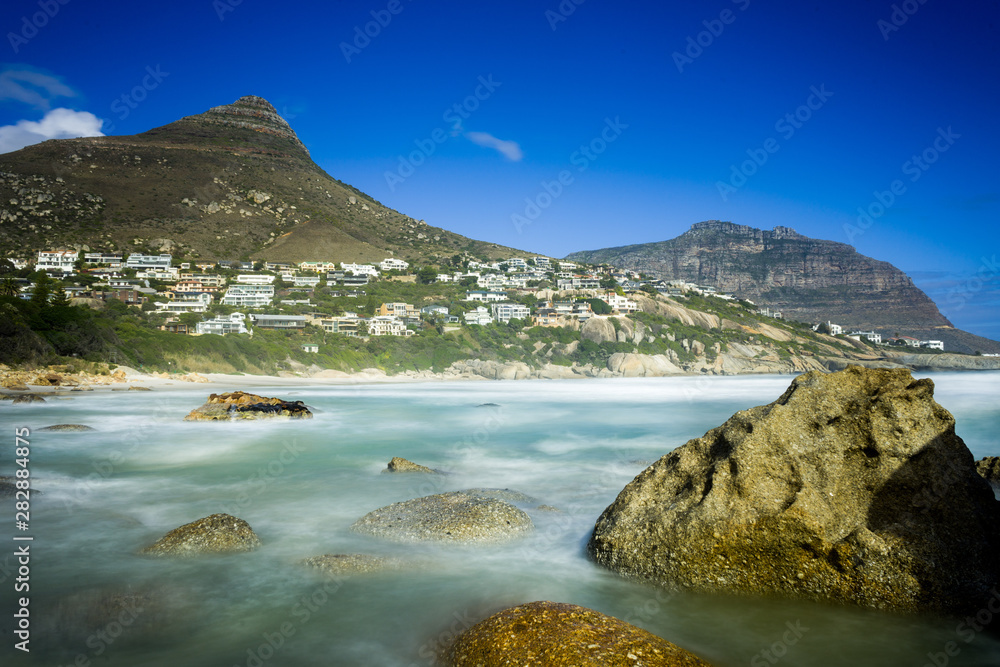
567,220,951,330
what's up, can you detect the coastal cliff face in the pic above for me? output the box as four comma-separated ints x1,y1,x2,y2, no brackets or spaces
567,221,950,330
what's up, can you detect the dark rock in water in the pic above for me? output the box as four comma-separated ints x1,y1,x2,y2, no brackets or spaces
588,366,1000,615
476,403,500,407
301,553,404,576
12,394,45,404
445,601,711,666
129,385,152,391
383,457,437,474
183,391,312,421
38,588,175,651
462,488,538,505
41,424,96,432
0,476,39,497
351,491,533,544
140,513,261,557
976,457,1000,486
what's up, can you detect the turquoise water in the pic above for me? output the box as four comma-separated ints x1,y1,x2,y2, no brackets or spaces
1,372,999,666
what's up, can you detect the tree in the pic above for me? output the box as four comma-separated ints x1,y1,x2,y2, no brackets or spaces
417,266,437,284
640,284,658,296
600,277,618,289
0,277,19,298
179,312,202,329
50,283,71,307
31,272,52,306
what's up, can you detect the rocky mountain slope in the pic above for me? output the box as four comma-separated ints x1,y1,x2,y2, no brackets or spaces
567,221,948,330
0,96,527,264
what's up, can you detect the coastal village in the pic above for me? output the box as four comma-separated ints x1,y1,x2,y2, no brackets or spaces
7,248,950,353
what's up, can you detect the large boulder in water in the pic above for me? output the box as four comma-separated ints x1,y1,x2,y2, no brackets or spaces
444,601,711,666
140,513,261,557
183,391,312,421
588,366,1000,614
351,491,533,544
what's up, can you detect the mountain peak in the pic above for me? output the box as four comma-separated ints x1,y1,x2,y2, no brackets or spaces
688,220,803,239
195,95,307,155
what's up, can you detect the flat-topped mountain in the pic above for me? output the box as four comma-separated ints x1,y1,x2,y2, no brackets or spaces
567,220,950,330
0,96,525,263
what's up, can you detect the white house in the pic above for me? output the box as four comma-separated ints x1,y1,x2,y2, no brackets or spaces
154,292,212,315
341,262,379,277
36,250,78,274
236,274,276,285
196,312,248,335
366,315,410,336
379,258,410,271
601,292,638,314
421,305,449,316
292,275,321,288
465,290,507,302
126,254,172,270
463,306,494,326
301,343,319,353
221,284,274,308
848,331,882,344
921,340,945,350
491,302,530,323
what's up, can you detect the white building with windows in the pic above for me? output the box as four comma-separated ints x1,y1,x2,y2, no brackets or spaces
465,290,507,302
848,331,882,344
601,292,638,314
341,262,379,277
379,258,410,271
292,275,321,288
154,292,212,315
36,250,78,274
491,302,530,323
126,254,172,270
463,306,494,326
196,313,248,335
236,274,276,285
83,252,123,267
921,340,945,350
366,316,411,336
221,284,274,308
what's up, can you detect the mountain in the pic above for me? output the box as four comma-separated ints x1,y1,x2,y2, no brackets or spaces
0,96,525,264
566,221,999,354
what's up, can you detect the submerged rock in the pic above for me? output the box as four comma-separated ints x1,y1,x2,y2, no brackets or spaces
445,601,711,666
140,513,261,557
301,553,404,576
183,391,312,421
12,394,45,404
41,424,96,432
351,491,533,544
588,366,1000,615
383,457,436,474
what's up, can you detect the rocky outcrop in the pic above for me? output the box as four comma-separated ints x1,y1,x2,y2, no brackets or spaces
40,424,95,431
976,457,1000,487
581,317,617,344
351,491,533,544
567,220,951,330
588,366,1000,614
607,353,683,377
140,513,261,557
301,554,404,576
183,391,312,421
383,457,436,474
445,601,711,667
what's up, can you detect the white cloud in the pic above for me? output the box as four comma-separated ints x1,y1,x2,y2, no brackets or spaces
0,68,77,110
0,108,105,154
465,131,523,161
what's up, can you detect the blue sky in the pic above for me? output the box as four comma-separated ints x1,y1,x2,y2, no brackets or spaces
1,0,998,339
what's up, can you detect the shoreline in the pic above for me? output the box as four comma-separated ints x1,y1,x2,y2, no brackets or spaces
3,355,1000,398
